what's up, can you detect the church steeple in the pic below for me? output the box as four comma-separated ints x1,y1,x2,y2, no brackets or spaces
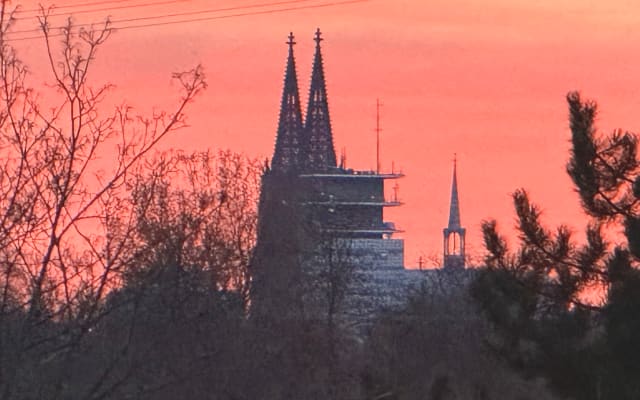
271,32,304,173
448,157,461,229
443,155,466,269
303,28,337,171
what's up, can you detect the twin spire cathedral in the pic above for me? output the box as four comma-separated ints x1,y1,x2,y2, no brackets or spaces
272,29,337,174
253,29,468,325
263,29,465,269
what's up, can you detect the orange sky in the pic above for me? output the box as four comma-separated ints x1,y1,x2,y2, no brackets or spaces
11,0,640,266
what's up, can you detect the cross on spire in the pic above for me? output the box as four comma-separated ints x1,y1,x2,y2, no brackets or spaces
287,32,296,48
314,28,323,45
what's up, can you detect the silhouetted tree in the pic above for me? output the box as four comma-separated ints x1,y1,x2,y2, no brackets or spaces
86,150,259,398
473,92,640,399
0,3,206,398
125,150,260,301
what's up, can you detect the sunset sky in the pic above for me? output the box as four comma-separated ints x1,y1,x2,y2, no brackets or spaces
11,0,640,266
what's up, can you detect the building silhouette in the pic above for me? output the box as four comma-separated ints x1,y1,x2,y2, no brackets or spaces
253,30,468,324
268,29,403,240
443,156,466,269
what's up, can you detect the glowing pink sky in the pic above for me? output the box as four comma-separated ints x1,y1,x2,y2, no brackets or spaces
13,0,640,265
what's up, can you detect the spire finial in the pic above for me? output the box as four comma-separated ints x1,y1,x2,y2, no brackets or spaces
314,28,323,46
453,153,458,177
287,32,296,48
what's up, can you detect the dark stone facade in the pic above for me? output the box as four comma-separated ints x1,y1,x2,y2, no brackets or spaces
253,30,430,324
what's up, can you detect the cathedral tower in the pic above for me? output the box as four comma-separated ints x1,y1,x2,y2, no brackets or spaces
253,30,407,322
295,29,403,239
303,29,337,171
271,33,305,173
443,157,466,269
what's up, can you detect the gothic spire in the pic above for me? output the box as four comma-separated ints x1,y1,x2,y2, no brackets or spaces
443,155,466,269
271,32,304,173
303,28,337,171
447,155,461,229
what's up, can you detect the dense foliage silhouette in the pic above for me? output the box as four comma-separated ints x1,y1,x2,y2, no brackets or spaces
473,92,640,399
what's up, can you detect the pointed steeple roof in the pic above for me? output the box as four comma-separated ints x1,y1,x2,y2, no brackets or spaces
271,32,304,173
303,28,337,171
447,155,461,229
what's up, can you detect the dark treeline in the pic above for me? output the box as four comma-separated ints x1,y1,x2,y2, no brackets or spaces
1,3,639,400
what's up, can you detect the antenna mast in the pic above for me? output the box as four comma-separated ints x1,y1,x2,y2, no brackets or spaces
376,98,382,173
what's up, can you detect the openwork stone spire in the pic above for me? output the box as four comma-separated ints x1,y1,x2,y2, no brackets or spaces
272,32,304,173
443,155,466,269
303,28,337,171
